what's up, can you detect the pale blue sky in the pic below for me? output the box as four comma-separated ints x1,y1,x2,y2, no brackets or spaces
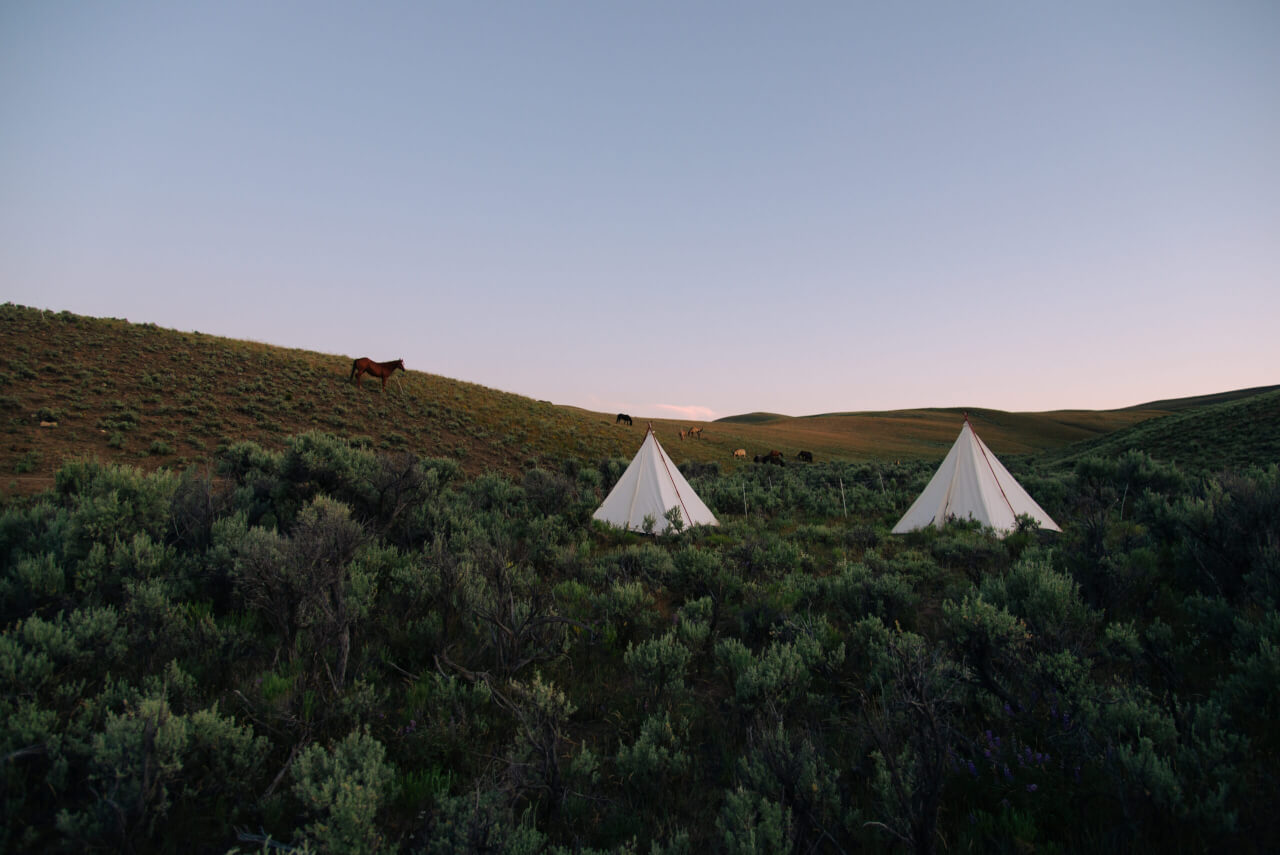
3,2,1277,419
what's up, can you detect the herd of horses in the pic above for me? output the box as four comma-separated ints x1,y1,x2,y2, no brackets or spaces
350,363,814,465
749,449,813,466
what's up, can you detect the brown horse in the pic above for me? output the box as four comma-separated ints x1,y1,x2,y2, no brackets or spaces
350,357,405,391
687,426,704,440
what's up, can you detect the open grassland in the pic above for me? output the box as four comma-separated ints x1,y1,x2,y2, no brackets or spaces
0,302,1255,495
714,406,1169,462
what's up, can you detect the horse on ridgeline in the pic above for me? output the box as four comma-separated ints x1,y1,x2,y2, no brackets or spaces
350,357,405,391
616,413,633,426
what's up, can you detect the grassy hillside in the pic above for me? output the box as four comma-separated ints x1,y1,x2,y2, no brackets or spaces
1122,384,1280,413
0,303,1250,494
1039,386,1280,472
708,406,1171,463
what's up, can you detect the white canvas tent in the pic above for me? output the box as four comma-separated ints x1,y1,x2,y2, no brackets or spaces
892,418,1061,536
593,425,719,534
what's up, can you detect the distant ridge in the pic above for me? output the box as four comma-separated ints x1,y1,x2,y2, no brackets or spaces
715,412,789,425
716,386,1280,427
1122,384,1280,413
1041,387,1280,471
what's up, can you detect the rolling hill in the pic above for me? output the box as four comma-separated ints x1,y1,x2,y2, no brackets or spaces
1,303,1270,495
1038,386,1280,472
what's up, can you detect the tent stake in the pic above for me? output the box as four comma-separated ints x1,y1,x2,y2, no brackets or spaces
839,477,847,518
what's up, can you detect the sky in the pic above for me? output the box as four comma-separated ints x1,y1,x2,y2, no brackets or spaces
3,2,1278,420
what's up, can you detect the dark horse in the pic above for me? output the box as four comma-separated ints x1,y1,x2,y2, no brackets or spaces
616,413,633,426
350,357,405,391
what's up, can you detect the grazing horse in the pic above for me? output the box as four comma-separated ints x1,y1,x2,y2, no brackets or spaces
754,449,785,466
616,413,633,426
687,426,704,440
733,449,747,459
796,450,814,463
350,357,405,391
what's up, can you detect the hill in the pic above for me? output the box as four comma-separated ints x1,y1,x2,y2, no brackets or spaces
1039,386,1280,472
2,303,1261,494
705,406,1171,463
0,304,647,493
1122,384,1280,413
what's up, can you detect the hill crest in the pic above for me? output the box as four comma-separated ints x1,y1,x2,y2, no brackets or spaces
2,303,1270,494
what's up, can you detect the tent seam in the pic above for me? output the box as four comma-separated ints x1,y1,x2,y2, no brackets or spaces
968,418,1019,525
650,424,693,530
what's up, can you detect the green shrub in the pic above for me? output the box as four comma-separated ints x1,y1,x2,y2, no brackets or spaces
734,721,843,852
291,726,396,855
624,632,692,699
54,693,267,851
14,449,41,473
978,550,1098,653
415,789,546,855
716,787,793,855
616,712,691,806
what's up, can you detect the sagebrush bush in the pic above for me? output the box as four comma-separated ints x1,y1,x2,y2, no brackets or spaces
1,426,1278,853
